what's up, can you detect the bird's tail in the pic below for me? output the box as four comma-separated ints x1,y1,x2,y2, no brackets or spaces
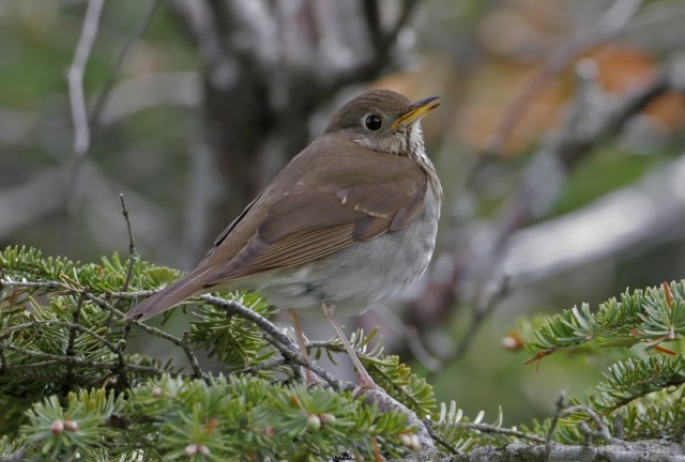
124,268,209,322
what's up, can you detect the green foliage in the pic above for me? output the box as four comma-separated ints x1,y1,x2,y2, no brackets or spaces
13,374,414,461
189,291,277,370
0,245,444,460
6,244,685,459
590,355,685,413
21,389,123,459
618,388,685,440
516,280,685,443
349,329,436,416
523,281,685,359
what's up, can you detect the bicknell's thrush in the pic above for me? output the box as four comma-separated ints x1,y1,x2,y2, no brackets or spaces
125,90,442,388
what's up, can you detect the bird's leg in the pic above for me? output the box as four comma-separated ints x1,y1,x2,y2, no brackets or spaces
321,301,379,390
289,309,322,385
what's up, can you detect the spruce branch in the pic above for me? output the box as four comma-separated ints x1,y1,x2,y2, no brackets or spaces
1,245,442,459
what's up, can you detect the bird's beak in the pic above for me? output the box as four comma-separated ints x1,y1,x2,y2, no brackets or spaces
391,96,441,131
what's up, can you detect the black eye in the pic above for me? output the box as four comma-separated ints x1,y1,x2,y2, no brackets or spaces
364,115,383,131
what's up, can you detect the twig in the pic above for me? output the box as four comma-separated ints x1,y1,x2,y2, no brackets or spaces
3,278,338,387
114,334,131,392
181,331,203,379
107,289,157,298
64,293,85,390
424,419,461,455
0,342,162,376
231,356,288,376
1,321,119,353
546,393,567,460
563,404,624,445
119,193,138,294
0,279,69,292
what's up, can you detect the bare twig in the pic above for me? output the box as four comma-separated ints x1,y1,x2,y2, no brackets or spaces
232,356,288,376
0,342,162,376
119,193,138,294
64,293,85,389
181,331,203,379
2,321,119,353
546,393,567,460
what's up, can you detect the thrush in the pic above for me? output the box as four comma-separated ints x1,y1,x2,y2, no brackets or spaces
125,89,442,388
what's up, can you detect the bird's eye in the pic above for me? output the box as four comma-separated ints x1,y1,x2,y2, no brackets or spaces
364,115,383,131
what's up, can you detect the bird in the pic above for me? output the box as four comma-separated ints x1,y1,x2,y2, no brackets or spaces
125,89,442,389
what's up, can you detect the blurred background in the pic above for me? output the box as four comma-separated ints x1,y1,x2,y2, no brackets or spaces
2,0,685,426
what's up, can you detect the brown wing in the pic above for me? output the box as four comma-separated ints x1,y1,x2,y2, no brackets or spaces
202,138,428,286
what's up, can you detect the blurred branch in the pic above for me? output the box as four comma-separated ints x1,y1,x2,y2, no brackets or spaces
502,150,685,281
167,0,423,252
64,0,163,255
318,0,419,93
493,63,670,248
362,0,383,50
452,67,672,361
410,56,682,366
65,0,106,235
64,0,106,250
477,0,645,168
67,0,106,161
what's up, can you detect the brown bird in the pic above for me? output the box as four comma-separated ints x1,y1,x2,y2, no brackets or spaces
125,90,442,388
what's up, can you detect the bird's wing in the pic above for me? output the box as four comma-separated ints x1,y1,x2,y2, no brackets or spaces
202,144,428,285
